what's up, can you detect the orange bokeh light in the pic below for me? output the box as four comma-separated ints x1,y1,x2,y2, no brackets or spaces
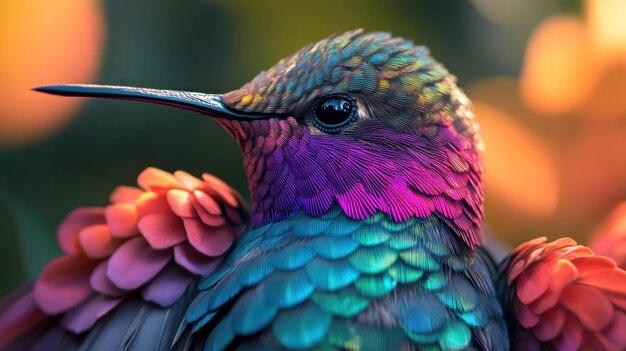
0,0,104,148
520,16,596,116
475,102,559,218
586,0,626,62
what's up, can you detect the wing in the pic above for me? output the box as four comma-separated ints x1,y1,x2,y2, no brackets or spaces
588,202,626,269
497,237,626,351
0,167,248,350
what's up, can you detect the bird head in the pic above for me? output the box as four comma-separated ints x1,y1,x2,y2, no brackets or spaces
37,30,484,248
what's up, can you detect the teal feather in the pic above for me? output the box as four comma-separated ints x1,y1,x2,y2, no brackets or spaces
265,270,315,308
310,235,359,259
236,255,274,286
204,313,235,351
386,231,418,250
229,288,278,335
438,321,471,351
268,244,316,270
396,294,446,334
304,258,359,291
272,302,331,350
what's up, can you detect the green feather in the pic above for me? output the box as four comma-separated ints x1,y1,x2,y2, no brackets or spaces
349,245,398,274
438,321,471,351
354,273,397,297
311,289,369,317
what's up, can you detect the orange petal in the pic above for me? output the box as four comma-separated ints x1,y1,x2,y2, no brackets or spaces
78,224,120,259
167,189,196,218
193,190,222,216
137,167,182,193
173,170,203,190
57,207,105,254
105,203,138,238
109,186,143,204
136,192,170,217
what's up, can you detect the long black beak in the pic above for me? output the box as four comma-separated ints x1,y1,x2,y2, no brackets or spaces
34,84,265,120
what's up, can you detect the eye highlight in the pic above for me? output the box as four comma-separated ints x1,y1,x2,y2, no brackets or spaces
310,95,357,133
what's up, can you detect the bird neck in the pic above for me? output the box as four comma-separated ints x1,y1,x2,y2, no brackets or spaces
223,117,484,249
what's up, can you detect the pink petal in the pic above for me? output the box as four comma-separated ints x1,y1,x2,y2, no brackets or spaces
202,173,239,208
138,213,187,249
106,237,171,290
34,255,98,314
141,264,193,306
173,171,203,190
560,283,614,331
61,294,122,333
225,206,244,225
57,208,106,254
517,261,553,305
137,167,183,193
192,200,226,227
105,203,138,238
193,190,221,215
534,306,566,341
174,243,223,275
553,315,583,350
90,261,126,296
167,189,196,217
78,224,121,259
183,218,235,257
515,301,540,329
109,186,143,204
136,192,170,217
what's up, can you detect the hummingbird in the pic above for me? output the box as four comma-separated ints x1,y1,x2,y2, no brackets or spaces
2,29,626,351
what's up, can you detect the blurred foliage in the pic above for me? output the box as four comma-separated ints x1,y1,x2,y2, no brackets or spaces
0,0,609,296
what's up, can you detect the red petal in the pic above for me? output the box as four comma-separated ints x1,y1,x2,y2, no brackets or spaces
106,237,171,290
174,243,223,275
137,167,182,193
34,255,98,314
57,207,105,254
109,186,143,204
183,218,235,257
530,259,577,314
167,189,196,217
137,212,187,249
517,261,553,305
105,203,138,238
560,283,614,331
78,224,121,259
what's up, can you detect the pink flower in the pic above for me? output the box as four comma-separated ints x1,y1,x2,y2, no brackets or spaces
32,167,246,333
502,237,626,351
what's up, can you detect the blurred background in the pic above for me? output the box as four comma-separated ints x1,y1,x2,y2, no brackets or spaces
1,0,625,295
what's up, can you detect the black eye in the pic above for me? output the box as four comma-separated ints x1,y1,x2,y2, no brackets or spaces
311,95,357,132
